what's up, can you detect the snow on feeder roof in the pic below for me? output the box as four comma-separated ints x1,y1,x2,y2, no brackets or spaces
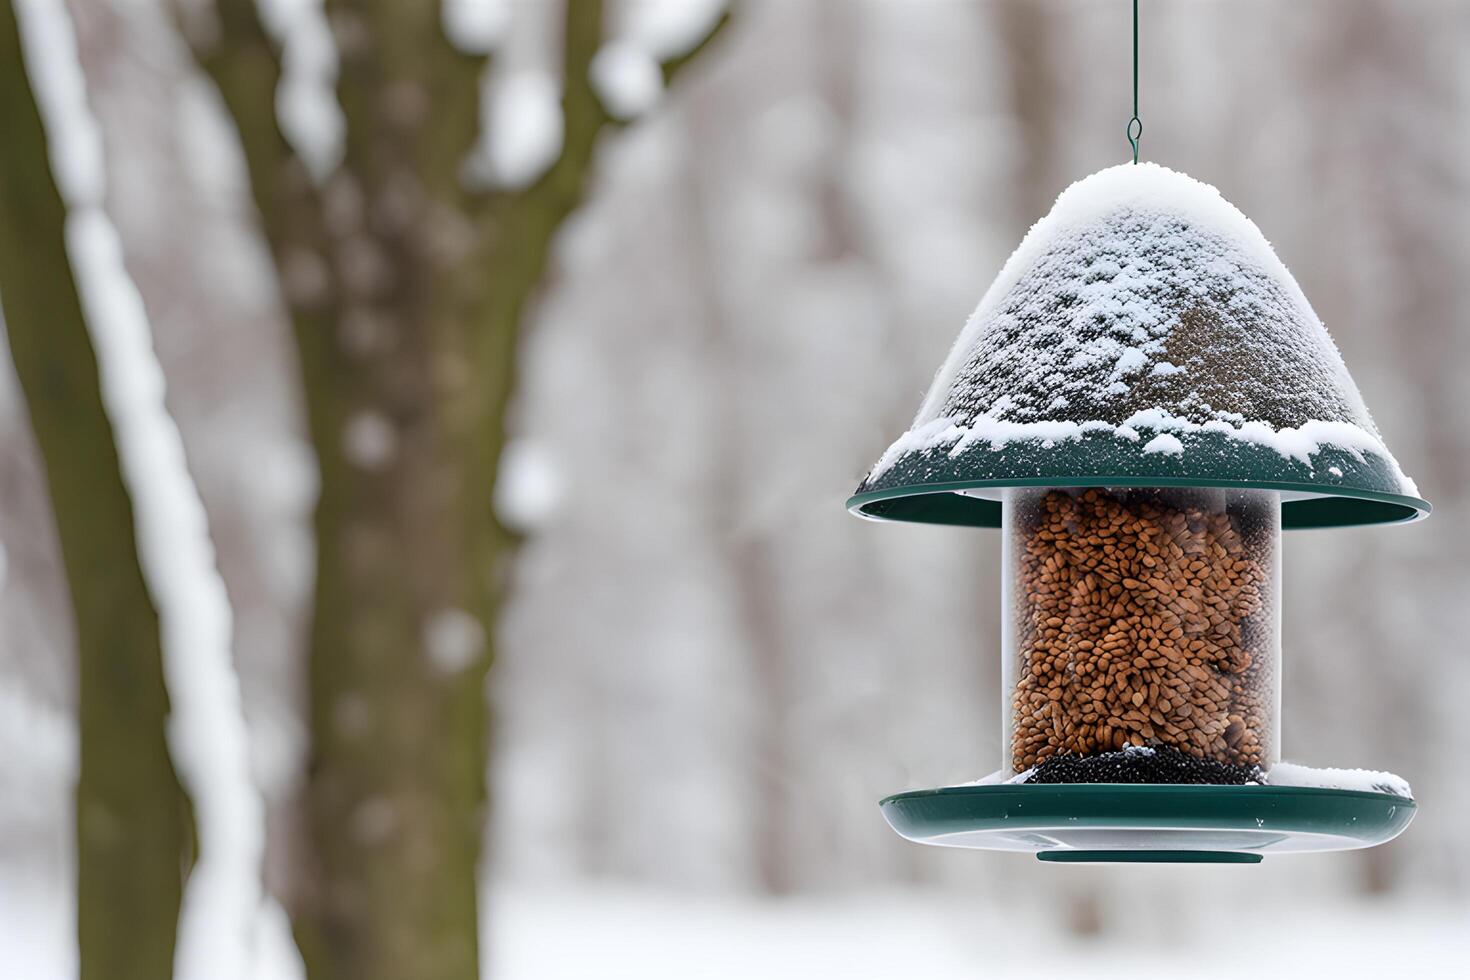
849,163,1428,529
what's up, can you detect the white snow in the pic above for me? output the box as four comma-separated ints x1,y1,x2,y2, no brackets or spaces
960,768,1033,786
868,163,1413,493
910,163,1344,424
423,608,486,676
946,415,1115,460
494,438,566,531
592,41,664,119
1141,432,1185,456
13,2,288,978
1223,418,1386,472
589,0,730,119
0,681,75,825
1266,763,1412,799
255,0,345,181
621,0,729,60
871,404,1413,490
442,0,510,54
484,886,1470,980
472,70,563,189
0,869,73,980
1112,347,1148,377
867,416,968,478
7,876,1466,980
12,0,102,199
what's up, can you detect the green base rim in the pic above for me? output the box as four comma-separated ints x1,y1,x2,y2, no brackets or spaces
848,477,1430,530
879,783,1417,857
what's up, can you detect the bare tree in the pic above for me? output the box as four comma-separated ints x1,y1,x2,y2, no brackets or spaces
58,0,315,915
0,3,193,979
178,1,729,977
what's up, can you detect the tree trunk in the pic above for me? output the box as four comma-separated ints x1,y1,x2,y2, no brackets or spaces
0,4,193,978
995,0,1064,223
185,2,730,976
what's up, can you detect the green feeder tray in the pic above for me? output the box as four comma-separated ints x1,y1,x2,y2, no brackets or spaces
879,784,1416,863
847,164,1428,529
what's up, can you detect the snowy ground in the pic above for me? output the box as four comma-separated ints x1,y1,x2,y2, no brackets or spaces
489,887,1470,980
8,866,1468,980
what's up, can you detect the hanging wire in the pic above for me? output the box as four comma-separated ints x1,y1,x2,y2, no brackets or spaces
1127,0,1142,163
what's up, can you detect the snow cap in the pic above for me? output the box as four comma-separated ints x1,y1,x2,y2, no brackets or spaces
851,163,1427,528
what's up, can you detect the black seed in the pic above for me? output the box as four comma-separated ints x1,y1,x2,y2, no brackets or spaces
1025,744,1263,785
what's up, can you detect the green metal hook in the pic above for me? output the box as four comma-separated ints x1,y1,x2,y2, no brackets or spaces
1127,0,1141,163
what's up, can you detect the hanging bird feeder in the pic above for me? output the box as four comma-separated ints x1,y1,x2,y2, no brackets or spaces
851,7,1427,864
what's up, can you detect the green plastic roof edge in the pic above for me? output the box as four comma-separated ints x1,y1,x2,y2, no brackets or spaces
848,428,1430,529
849,478,1429,529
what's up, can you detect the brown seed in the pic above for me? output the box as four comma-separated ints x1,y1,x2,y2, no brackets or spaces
1008,489,1274,773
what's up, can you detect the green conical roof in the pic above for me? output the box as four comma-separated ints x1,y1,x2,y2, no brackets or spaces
850,164,1427,529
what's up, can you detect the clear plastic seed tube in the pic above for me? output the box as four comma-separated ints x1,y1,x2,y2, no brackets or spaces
1002,487,1281,778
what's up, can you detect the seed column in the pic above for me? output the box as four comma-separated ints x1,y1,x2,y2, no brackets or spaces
1002,487,1281,777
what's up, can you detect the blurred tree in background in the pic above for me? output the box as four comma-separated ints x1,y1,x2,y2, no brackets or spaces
183,1,726,978
2,0,727,977
0,4,192,980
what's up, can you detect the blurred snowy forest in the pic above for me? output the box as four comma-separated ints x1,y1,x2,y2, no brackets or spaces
2,1,1469,978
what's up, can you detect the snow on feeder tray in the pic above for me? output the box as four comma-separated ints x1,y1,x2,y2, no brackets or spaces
849,163,1428,864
